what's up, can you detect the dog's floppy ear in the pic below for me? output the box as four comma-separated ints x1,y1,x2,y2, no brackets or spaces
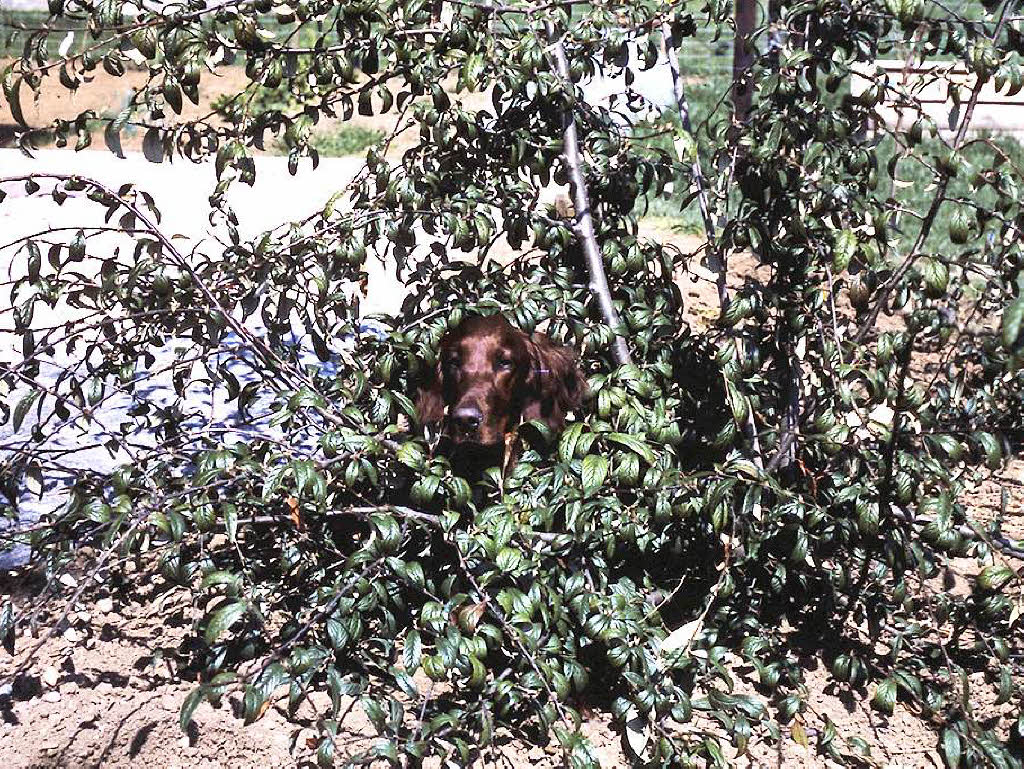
415,357,445,427
523,332,586,432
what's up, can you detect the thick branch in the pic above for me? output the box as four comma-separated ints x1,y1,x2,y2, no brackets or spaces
545,26,633,367
732,0,757,123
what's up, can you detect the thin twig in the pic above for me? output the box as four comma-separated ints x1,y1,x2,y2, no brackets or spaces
662,21,728,313
853,0,1016,344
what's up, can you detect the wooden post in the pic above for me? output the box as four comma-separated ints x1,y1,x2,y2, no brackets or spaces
732,0,757,123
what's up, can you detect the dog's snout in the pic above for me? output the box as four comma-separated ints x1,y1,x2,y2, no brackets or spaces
451,404,483,434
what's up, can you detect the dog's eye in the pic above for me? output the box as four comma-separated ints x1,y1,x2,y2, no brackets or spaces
496,357,514,370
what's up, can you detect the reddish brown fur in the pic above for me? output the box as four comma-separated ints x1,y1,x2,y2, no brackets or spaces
415,314,585,447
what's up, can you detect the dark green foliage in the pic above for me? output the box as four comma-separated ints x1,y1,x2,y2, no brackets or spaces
1,0,1023,766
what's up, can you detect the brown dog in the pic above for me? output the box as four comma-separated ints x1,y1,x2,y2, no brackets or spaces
415,314,585,461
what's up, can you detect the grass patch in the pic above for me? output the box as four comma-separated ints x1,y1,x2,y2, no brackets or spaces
877,132,1024,255
310,124,383,157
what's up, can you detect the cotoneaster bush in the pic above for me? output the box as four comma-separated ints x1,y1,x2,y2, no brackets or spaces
1,0,1023,765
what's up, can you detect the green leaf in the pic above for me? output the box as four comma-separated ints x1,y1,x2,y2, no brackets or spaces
242,685,266,724
447,476,471,508
200,570,241,591
204,601,247,645
162,79,182,114
724,379,750,425
87,377,103,406
104,119,125,159
942,728,962,768
410,475,440,506
703,736,726,768
972,431,1003,470
832,228,857,272
606,433,656,464
404,560,425,589
292,460,316,495
179,686,205,731
0,600,14,651
871,678,897,715
977,564,1014,591
12,390,39,432
261,464,288,502
580,454,608,496
361,697,386,731
2,71,26,127
397,441,425,470
370,513,401,550
1002,296,1024,348
327,667,344,714
996,665,1012,705
69,229,86,260
143,127,164,163
358,89,373,116
948,209,971,245
317,735,334,768
921,257,949,298
325,611,349,646
403,629,422,671
495,547,523,572
559,422,585,464
467,656,486,688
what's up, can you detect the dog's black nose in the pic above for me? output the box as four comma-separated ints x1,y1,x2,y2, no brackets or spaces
452,405,482,434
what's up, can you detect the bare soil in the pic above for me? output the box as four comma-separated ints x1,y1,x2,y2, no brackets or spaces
0,564,632,769
6,527,1019,769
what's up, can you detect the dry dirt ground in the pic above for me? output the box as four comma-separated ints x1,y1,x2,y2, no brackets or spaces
2,67,1023,768
3,505,1021,769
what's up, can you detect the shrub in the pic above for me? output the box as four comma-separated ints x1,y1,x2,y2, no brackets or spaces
1,0,1022,766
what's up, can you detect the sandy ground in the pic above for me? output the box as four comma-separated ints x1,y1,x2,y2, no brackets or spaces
0,569,629,768
5,521,1019,769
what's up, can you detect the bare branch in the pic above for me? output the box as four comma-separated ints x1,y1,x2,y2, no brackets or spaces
662,23,767,485
662,21,728,313
545,25,633,367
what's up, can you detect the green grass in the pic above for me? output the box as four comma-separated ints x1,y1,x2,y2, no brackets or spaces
635,28,733,233
879,132,1024,255
310,124,383,157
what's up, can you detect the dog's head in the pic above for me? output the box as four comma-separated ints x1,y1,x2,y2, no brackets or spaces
415,314,585,447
